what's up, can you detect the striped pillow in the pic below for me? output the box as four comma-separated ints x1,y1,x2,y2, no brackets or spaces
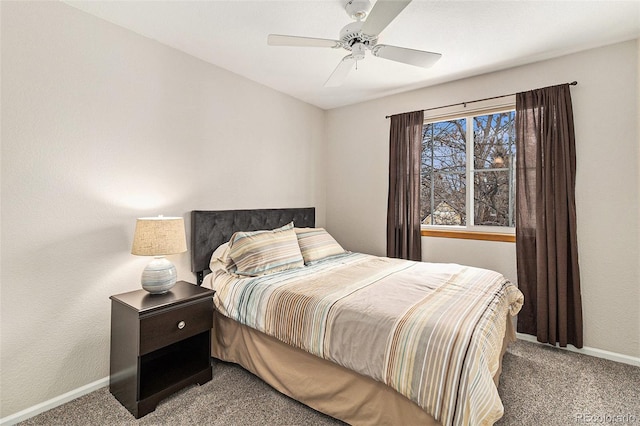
295,227,345,264
229,222,304,276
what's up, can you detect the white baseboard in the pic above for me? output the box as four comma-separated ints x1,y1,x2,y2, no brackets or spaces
0,376,109,426
516,333,640,367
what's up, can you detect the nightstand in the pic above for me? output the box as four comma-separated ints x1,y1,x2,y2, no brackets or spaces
109,281,215,418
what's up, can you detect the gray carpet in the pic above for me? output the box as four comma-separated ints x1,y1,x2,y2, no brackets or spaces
20,340,639,425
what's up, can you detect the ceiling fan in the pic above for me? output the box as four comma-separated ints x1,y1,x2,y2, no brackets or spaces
267,0,441,87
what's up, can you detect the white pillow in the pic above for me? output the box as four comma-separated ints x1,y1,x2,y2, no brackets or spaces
209,242,234,273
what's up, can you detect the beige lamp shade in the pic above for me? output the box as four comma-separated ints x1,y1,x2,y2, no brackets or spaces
131,216,187,256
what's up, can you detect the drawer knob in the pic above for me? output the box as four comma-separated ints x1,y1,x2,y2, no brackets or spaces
177,320,186,330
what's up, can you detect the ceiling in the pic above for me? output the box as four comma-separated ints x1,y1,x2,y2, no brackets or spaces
64,1,640,110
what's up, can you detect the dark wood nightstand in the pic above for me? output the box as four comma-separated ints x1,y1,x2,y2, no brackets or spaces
109,281,215,418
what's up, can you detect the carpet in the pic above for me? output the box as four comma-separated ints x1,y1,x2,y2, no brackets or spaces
19,340,639,425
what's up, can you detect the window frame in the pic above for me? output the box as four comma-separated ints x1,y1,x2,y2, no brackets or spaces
420,96,517,237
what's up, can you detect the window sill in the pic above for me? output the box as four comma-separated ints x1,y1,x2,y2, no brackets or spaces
421,229,516,243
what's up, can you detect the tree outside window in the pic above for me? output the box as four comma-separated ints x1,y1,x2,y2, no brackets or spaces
421,110,516,229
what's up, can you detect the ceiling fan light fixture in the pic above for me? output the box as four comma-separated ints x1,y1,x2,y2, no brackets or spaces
351,43,366,60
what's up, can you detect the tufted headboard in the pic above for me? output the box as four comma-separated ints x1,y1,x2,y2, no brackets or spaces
191,207,315,284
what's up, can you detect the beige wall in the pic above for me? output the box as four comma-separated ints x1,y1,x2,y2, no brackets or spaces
326,40,640,359
0,1,326,417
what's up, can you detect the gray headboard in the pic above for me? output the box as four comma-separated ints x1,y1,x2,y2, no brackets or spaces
191,207,315,284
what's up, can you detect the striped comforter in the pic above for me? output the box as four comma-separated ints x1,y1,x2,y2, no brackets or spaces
210,253,523,426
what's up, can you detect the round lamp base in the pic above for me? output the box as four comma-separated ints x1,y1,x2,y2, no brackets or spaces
141,257,177,294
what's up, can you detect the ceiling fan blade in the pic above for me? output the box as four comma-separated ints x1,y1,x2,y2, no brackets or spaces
324,55,356,87
267,34,341,48
361,0,412,37
372,44,441,68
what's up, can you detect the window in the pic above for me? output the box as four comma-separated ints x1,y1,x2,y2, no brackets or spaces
420,106,516,231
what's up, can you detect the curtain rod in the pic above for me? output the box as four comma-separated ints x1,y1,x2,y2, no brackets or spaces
384,81,578,119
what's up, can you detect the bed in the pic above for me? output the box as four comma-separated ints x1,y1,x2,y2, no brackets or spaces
191,208,523,426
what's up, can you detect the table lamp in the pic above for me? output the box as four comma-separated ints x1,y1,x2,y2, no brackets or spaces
131,216,187,294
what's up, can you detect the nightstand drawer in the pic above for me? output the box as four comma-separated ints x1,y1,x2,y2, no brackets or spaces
139,299,212,355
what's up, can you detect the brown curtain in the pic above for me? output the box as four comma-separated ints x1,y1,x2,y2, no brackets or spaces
387,110,423,261
515,83,583,348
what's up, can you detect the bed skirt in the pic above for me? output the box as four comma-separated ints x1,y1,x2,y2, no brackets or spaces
211,311,515,425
